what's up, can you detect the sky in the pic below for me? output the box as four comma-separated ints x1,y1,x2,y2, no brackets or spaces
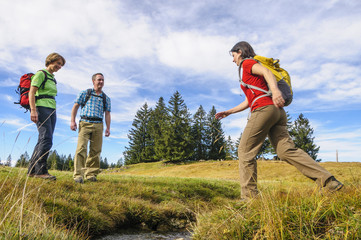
1,0,361,165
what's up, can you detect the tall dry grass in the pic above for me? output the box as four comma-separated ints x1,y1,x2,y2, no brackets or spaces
0,167,84,239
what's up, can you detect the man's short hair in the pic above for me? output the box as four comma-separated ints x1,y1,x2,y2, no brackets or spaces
92,73,104,81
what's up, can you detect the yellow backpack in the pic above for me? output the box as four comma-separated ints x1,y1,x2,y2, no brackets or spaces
239,55,293,107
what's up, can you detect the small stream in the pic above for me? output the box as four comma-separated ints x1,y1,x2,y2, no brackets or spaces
99,231,192,240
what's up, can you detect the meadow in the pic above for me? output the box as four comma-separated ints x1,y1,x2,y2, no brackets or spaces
1,160,360,239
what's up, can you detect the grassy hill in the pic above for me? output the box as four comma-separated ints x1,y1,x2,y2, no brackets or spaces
1,160,360,239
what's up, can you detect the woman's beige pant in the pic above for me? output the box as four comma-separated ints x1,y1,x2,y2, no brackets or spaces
238,105,332,199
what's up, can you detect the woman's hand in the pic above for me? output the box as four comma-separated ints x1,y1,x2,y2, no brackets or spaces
215,100,249,120
30,110,38,123
251,63,285,108
272,89,285,108
215,111,230,120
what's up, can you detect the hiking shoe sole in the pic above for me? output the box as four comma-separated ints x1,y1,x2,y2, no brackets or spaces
74,178,84,184
86,176,97,182
324,176,344,192
33,174,56,180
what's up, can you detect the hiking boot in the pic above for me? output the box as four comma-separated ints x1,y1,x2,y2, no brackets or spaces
87,176,97,182
74,177,84,184
324,176,344,192
34,174,56,180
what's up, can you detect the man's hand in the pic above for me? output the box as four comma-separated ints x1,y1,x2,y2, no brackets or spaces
70,121,77,131
105,129,110,137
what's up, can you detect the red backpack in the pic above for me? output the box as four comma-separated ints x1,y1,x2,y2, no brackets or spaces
14,70,54,111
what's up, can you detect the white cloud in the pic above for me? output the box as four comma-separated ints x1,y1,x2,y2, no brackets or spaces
156,31,236,78
0,116,34,132
230,87,242,96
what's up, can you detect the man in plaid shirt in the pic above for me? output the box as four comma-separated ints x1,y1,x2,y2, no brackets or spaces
70,73,111,183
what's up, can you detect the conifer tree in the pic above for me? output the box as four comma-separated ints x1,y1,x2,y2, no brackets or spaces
233,133,242,160
206,106,226,160
47,150,58,170
191,105,208,160
164,91,192,162
290,113,321,161
64,154,74,171
5,155,12,166
148,97,169,161
124,103,155,165
115,158,123,168
16,152,30,167
257,138,273,159
58,154,66,170
100,157,109,169
224,136,236,160
104,157,109,168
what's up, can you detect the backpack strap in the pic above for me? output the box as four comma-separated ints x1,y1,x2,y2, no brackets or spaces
82,88,107,111
35,95,55,101
82,88,92,108
34,70,57,102
38,70,57,89
238,58,271,109
102,92,107,111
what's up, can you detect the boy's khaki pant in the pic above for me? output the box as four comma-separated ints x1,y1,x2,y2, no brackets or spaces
238,105,333,199
73,121,103,180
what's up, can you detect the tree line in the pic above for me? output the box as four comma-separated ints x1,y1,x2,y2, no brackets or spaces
123,91,321,165
11,150,123,170
123,91,229,165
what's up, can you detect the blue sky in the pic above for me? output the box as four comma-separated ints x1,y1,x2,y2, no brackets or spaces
1,0,361,165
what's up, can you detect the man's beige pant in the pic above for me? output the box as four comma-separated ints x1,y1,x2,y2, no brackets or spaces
73,121,103,180
238,105,333,199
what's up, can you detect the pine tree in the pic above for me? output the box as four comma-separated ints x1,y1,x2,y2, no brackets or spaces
164,91,192,162
124,103,155,165
115,158,123,168
5,155,12,167
224,136,236,160
100,157,109,169
206,106,226,160
47,151,58,170
58,154,66,170
148,97,169,161
256,138,273,159
290,113,321,162
104,157,109,169
191,105,208,160
64,154,73,171
234,133,242,160
16,152,30,167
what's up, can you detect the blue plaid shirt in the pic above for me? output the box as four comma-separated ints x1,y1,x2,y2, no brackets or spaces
76,89,111,123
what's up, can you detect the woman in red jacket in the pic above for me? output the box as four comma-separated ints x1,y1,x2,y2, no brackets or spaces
215,41,343,200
